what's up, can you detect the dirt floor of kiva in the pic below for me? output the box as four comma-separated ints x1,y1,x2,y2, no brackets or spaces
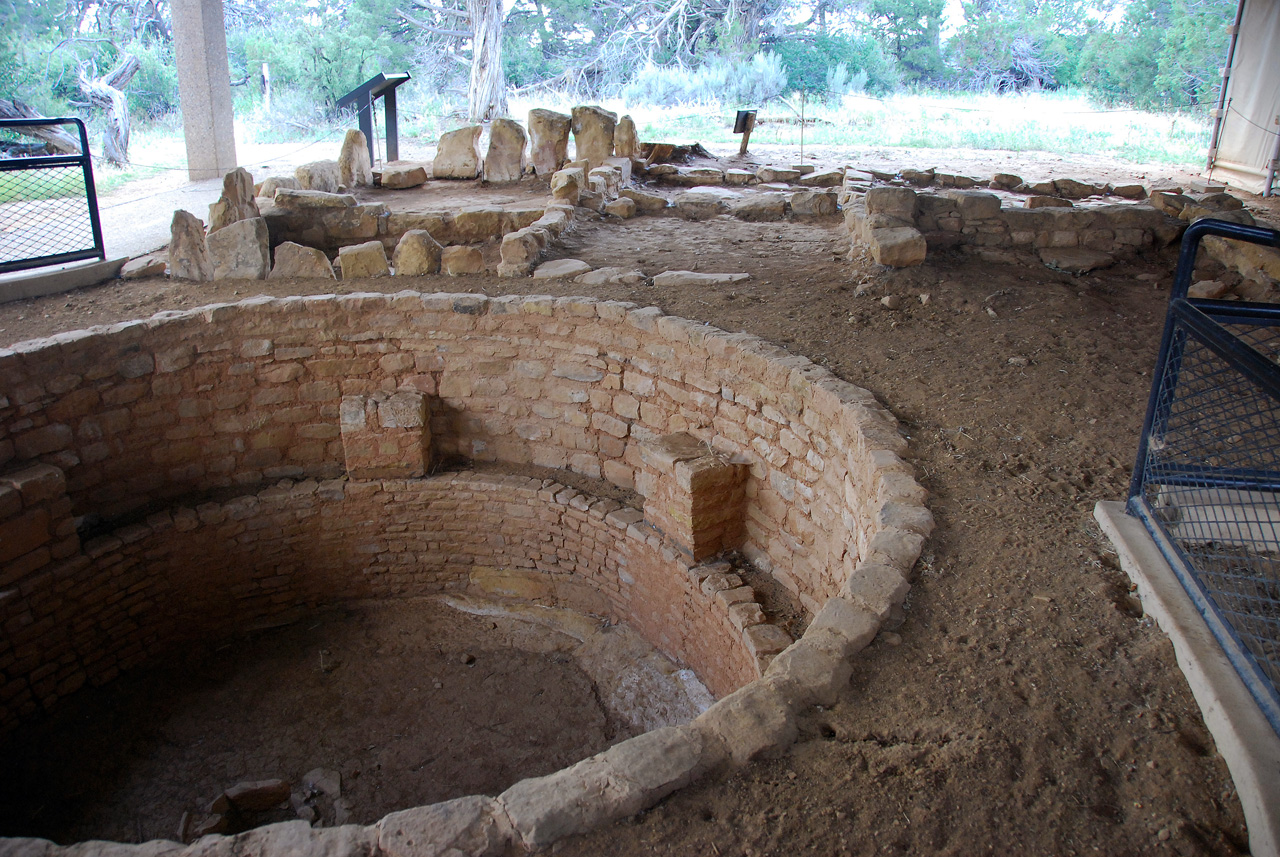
0,189,1261,855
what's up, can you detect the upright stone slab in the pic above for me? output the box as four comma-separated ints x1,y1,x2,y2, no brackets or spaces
528,109,571,175
169,209,212,282
639,432,748,561
484,118,528,183
571,106,617,170
339,128,374,188
340,391,432,479
614,115,639,160
433,126,483,179
208,167,260,233
207,216,270,280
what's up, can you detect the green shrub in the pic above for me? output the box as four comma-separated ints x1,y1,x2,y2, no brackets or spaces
623,52,788,107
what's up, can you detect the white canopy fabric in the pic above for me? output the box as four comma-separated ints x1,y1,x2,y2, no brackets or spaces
1209,0,1280,195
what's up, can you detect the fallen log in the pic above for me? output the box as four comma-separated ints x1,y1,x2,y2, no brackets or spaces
0,99,81,155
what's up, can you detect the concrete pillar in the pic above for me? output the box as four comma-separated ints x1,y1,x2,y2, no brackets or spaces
171,0,237,181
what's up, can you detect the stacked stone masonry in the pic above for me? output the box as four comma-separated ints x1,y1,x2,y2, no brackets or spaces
0,293,931,855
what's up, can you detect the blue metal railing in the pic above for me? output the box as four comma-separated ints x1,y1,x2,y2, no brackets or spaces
0,117,105,274
1129,218,1280,734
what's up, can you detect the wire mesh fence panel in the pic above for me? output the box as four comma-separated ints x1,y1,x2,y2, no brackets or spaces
1137,315,1280,694
1129,219,1280,734
0,118,104,274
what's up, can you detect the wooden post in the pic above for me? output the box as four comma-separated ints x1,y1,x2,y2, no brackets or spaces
734,110,756,156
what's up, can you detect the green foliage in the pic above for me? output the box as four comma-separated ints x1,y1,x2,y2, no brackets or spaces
865,0,946,84
225,0,418,109
1078,0,1234,109
125,39,179,119
767,33,897,98
946,0,1089,91
622,53,789,107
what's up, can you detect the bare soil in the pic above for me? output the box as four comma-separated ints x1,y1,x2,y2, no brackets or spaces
0,598,625,845
2,151,1277,855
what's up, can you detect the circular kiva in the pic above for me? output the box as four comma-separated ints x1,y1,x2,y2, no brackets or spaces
0,293,932,856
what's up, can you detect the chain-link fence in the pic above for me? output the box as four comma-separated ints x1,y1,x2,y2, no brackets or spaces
0,117,105,274
1130,218,1280,733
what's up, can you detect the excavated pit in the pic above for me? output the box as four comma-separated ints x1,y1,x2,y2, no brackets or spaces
0,292,929,854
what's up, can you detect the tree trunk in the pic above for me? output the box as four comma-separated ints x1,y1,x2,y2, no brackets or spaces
0,100,82,155
466,0,507,122
79,54,140,166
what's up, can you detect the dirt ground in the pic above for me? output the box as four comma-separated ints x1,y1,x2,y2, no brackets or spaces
0,598,628,845
2,149,1278,855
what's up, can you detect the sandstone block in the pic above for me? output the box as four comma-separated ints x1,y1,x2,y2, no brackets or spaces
378,796,512,857
695,682,797,765
1054,178,1104,199
501,228,544,267
500,726,704,849
757,166,801,183
840,561,911,622
338,240,390,279
551,168,582,204
484,117,528,183
945,189,1002,220
533,259,592,279
381,162,428,189
257,175,299,198
797,168,844,188
270,242,335,280
620,188,668,213
273,189,357,211
224,779,291,812
392,230,443,276
990,172,1022,190
571,105,617,169
763,639,853,706
528,108,572,174
121,255,167,279
652,271,749,287
442,245,484,275
169,209,212,282
434,125,483,179
614,114,639,159
295,160,342,192
574,266,645,285
729,193,787,222
604,197,636,218
674,191,726,220
725,169,754,185
666,167,724,186
339,128,374,188
207,217,270,280
789,190,837,218
208,166,260,233
1038,247,1115,274
1112,183,1147,199
453,207,505,242
1026,195,1073,209
864,186,917,220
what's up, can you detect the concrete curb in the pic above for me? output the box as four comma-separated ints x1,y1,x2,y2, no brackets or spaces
1095,500,1280,857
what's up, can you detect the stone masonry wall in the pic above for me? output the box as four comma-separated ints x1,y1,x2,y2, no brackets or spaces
0,467,767,735
0,293,928,731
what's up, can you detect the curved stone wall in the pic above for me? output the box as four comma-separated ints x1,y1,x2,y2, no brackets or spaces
0,293,932,854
